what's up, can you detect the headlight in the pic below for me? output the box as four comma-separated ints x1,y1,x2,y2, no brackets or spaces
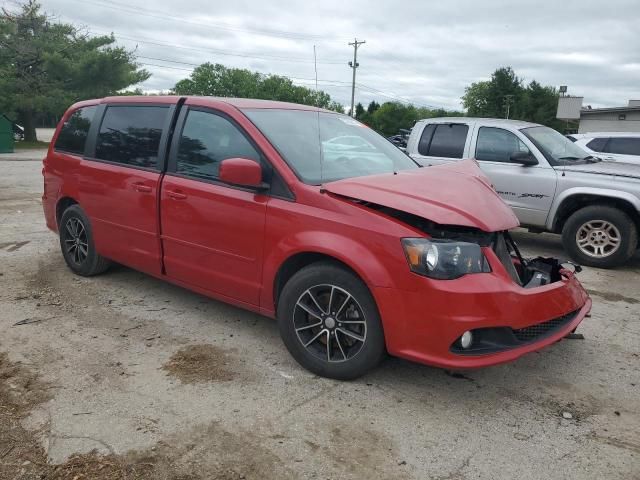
401,238,490,279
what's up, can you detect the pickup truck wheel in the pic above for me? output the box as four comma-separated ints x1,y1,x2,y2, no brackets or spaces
562,206,637,268
59,205,111,276
277,263,386,380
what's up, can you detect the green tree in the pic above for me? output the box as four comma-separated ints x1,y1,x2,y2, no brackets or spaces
0,1,149,141
173,63,343,112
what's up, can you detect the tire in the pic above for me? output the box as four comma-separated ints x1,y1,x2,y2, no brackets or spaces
561,205,637,268
59,204,111,276
277,262,386,380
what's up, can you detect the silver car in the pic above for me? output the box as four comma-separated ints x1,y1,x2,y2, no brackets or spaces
406,118,640,268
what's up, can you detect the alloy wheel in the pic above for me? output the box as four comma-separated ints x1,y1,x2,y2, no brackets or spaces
63,217,89,265
293,284,367,363
575,220,621,258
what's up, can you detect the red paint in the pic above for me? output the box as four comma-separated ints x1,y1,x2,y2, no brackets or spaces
219,158,263,188
43,96,591,370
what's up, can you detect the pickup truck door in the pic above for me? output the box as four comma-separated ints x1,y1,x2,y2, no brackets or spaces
471,125,557,227
409,122,472,167
159,105,267,306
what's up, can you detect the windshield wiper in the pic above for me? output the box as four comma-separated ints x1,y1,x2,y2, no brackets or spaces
583,155,602,163
558,156,581,160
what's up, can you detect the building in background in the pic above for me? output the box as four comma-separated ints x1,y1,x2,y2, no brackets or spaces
578,100,640,133
557,96,640,134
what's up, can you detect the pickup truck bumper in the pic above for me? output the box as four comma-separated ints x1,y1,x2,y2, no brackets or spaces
373,262,591,370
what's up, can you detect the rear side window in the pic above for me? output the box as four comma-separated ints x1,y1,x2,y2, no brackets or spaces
586,137,608,152
176,109,261,181
54,106,97,155
95,105,169,169
606,138,640,156
475,127,530,162
422,124,468,158
417,124,436,156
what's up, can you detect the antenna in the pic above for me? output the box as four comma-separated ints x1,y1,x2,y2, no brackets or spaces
314,45,324,186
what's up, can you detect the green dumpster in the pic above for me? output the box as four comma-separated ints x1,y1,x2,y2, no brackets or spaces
0,114,14,153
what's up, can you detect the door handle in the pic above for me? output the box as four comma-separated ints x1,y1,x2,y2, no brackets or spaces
133,183,152,193
167,190,187,200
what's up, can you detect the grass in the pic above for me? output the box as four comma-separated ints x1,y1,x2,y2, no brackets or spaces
14,140,49,150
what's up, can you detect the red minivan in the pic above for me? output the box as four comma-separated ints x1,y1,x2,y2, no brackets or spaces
42,96,591,379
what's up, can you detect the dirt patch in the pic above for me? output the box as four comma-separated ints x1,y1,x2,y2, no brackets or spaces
162,344,235,383
586,289,639,304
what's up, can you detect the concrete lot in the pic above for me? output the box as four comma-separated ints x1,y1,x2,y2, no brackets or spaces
1,158,638,479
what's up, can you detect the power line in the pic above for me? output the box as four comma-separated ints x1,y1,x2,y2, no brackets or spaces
91,29,344,65
74,0,345,42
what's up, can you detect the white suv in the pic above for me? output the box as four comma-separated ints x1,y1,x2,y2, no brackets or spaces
569,132,640,165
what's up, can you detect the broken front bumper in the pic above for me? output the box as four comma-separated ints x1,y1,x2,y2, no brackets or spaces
373,247,591,370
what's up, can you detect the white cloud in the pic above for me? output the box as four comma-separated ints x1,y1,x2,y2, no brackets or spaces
41,0,640,110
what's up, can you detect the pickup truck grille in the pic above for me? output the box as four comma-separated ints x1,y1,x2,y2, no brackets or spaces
512,310,579,342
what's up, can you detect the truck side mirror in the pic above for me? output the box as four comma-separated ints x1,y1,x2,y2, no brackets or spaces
510,151,538,166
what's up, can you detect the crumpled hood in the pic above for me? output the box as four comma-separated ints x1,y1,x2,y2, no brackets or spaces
561,161,640,179
323,159,520,232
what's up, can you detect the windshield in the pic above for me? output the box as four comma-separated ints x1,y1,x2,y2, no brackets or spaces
521,126,592,165
243,109,419,184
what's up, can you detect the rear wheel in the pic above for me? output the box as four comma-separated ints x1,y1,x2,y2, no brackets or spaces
562,205,637,268
59,205,111,276
277,263,386,380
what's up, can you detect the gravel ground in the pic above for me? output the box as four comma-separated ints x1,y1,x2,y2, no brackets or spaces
1,159,638,479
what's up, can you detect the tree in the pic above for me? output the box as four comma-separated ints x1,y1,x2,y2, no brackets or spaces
0,1,149,141
173,63,343,112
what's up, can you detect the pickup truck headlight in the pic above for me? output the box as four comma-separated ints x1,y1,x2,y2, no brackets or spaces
401,238,490,279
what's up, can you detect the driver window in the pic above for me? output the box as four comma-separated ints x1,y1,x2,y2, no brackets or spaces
475,127,530,163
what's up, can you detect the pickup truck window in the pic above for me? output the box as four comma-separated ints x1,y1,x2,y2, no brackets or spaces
421,124,468,158
54,106,97,155
176,110,261,181
521,126,590,165
417,124,436,155
607,137,640,156
475,127,530,163
95,105,169,169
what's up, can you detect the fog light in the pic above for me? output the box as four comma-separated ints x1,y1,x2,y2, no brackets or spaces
460,331,473,349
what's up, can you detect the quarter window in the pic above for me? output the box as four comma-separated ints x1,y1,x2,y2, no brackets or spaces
176,110,261,181
54,106,97,155
475,127,530,163
606,138,640,156
586,137,608,152
95,105,169,169
422,124,468,158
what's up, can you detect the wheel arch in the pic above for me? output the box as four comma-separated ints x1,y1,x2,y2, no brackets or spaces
549,189,640,234
56,196,79,228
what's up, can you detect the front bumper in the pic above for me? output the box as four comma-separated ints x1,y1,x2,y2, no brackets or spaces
374,250,591,369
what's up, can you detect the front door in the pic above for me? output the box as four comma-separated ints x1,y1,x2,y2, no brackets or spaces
472,126,557,227
78,103,174,275
160,107,268,306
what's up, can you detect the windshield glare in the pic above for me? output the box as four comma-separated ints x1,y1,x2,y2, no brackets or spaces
243,109,418,184
521,126,589,164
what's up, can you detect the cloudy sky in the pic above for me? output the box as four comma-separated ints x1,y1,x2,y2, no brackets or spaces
37,0,640,110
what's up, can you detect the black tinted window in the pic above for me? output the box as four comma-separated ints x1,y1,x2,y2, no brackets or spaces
426,124,468,158
607,138,640,156
586,137,608,152
417,124,436,156
95,106,169,168
54,106,97,155
177,110,261,181
476,127,530,162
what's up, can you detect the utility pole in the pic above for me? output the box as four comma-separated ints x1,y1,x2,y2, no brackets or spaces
503,94,514,119
348,38,365,117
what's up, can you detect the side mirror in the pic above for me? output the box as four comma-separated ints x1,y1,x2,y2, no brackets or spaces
219,158,266,189
510,151,538,166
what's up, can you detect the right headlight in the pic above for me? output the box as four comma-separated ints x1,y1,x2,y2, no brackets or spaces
401,238,491,280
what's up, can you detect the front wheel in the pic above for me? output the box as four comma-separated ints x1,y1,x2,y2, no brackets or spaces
277,263,386,380
562,205,637,268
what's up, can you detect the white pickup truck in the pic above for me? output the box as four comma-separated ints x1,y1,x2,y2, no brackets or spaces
405,117,640,268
